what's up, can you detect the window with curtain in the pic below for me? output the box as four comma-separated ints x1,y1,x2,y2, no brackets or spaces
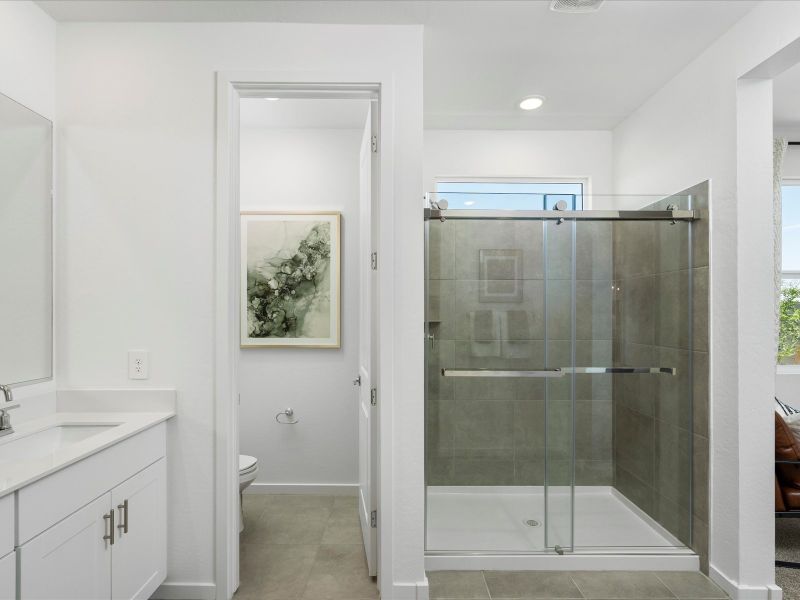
780,181,800,365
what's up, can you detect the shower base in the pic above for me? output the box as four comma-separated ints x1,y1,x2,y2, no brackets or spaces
426,486,699,571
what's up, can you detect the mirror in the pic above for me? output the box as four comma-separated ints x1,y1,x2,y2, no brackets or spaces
0,92,53,386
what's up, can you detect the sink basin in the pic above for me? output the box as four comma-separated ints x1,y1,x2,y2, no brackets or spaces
0,424,119,464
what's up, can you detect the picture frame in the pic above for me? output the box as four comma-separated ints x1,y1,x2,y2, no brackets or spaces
240,211,341,348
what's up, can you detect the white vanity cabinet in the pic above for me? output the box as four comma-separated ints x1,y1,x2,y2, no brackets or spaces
0,493,13,600
0,552,14,600
12,422,168,600
111,459,167,600
19,494,113,600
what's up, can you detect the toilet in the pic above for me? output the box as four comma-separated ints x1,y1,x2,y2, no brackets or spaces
239,454,258,531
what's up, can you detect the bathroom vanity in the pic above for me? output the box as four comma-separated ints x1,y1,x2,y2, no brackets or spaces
0,393,175,600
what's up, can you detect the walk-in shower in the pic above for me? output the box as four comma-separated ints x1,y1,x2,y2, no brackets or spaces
424,190,708,570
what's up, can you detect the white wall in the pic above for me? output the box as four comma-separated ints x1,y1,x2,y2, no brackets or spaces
56,22,423,598
239,126,362,489
0,1,55,121
613,2,800,596
425,130,613,203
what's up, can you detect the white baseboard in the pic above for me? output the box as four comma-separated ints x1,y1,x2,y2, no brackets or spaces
385,580,429,600
709,565,782,600
245,482,358,496
151,582,216,600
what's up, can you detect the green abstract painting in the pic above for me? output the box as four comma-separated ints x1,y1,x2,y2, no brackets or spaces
241,212,340,347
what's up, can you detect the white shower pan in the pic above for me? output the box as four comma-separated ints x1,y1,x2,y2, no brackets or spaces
425,486,699,571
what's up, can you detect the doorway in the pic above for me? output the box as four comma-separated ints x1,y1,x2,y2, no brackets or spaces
216,83,381,600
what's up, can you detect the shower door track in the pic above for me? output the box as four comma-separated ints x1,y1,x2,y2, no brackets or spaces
423,208,699,221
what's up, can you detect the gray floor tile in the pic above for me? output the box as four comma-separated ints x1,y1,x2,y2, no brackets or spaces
484,571,583,599
237,543,317,600
333,495,359,509
570,572,676,599
301,544,378,599
241,494,268,520
321,520,364,544
259,515,329,545
328,505,361,526
428,571,490,599
654,572,727,599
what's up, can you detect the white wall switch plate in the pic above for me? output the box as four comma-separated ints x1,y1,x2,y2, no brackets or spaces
128,350,149,380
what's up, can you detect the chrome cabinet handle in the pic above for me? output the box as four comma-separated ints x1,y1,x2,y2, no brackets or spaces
117,499,129,535
275,408,299,425
103,510,115,545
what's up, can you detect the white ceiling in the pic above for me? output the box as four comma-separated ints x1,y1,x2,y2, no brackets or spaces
240,98,370,130
37,0,759,130
775,61,800,136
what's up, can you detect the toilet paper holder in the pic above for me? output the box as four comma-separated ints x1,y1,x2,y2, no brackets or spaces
275,408,299,425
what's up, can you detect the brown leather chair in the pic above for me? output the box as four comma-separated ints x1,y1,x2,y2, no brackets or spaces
775,411,800,511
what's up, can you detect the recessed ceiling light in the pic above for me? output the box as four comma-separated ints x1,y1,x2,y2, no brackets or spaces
464,201,476,206
264,97,280,102
519,96,545,111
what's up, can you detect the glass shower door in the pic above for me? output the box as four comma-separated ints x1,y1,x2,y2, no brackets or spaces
425,214,555,553
544,219,575,554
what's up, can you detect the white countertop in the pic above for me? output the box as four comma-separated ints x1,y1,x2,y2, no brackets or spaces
0,392,175,498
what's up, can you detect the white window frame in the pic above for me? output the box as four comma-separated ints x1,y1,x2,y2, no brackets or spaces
777,177,800,374
433,176,592,210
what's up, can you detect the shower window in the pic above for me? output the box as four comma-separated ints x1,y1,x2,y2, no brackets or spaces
435,180,585,211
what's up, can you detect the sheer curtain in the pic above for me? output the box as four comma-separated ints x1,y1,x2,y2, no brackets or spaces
776,137,789,332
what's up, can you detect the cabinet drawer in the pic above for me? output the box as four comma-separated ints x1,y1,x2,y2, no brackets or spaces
18,423,166,544
0,551,14,600
0,495,12,557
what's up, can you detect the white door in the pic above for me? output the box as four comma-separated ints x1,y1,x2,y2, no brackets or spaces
111,459,167,600
19,493,112,600
0,552,14,600
357,103,378,576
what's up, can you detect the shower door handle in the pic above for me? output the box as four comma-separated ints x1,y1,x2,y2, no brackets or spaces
441,368,565,378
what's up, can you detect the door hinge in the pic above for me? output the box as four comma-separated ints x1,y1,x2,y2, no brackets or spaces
370,388,377,406
371,252,378,270
370,510,377,528
371,135,378,153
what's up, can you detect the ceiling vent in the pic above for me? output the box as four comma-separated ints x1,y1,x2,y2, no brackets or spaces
550,0,605,13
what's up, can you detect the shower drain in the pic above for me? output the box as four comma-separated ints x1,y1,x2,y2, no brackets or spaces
524,519,542,527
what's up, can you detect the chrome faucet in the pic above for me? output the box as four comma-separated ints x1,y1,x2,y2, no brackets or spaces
0,384,18,438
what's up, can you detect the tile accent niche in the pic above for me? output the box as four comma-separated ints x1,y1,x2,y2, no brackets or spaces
612,182,710,571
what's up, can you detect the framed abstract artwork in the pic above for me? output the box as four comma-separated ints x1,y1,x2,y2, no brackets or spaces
241,212,341,348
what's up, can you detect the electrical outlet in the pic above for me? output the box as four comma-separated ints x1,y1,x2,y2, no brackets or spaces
128,350,149,380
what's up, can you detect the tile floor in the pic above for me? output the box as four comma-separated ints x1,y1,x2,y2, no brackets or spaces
236,493,377,600
236,494,729,600
427,570,730,600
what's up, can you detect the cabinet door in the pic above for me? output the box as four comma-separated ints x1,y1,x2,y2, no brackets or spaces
19,493,112,600
0,551,14,600
111,459,167,600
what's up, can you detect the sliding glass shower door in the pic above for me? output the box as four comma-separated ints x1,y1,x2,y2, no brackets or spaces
425,213,575,553
424,199,696,557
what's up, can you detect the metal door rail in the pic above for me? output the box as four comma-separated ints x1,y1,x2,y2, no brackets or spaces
441,367,676,378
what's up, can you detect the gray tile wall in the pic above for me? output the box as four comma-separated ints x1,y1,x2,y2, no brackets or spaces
426,219,614,487
611,182,710,571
